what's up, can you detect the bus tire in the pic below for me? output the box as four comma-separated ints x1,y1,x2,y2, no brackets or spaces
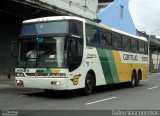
129,71,137,87
83,73,94,95
135,72,140,86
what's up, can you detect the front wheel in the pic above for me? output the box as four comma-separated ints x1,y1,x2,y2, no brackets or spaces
83,73,94,95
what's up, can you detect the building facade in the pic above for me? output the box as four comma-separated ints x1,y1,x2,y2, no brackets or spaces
97,0,137,35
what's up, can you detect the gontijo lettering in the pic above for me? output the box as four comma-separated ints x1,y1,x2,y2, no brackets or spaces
123,54,138,61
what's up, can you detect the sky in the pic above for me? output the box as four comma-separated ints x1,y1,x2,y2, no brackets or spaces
129,0,160,35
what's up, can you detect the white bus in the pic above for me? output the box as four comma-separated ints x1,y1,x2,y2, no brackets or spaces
12,16,149,95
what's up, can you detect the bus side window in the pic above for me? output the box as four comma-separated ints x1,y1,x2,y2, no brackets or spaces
69,39,77,55
112,34,122,49
68,38,83,72
92,28,100,45
106,32,112,47
100,30,107,46
138,41,145,53
117,35,122,48
144,42,148,54
68,38,77,71
123,36,131,50
131,39,138,52
86,25,92,45
112,34,117,48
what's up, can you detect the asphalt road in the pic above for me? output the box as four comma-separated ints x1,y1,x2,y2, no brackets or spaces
0,75,160,112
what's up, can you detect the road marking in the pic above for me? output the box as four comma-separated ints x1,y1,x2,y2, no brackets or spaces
85,96,117,105
148,86,159,90
18,95,27,97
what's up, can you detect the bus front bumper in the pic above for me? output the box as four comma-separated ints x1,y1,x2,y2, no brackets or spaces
15,77,68,90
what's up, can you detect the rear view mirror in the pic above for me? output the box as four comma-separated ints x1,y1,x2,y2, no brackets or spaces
11,41,19,57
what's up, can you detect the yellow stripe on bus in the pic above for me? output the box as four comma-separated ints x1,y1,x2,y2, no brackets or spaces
112,50,127,82
112,51,149,83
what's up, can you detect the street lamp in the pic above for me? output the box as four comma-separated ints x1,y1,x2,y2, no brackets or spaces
149,26,160,72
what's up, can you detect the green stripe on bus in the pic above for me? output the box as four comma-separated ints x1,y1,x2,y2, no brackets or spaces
36,69,51,73
97,48,119,84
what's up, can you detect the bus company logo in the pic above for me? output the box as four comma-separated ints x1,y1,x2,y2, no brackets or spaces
87,53,96,59
70,74,81,85
123,54,138,61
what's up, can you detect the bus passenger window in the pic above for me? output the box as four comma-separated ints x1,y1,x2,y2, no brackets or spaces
100,31,107,46
112,34,122,48
131,39,138,52
86,36,91,44
139,41,145,53
117,35,122,48
92,29,100,44
123,37,131,50
144,43,148,54
106,32,112,46
113,34,118,48
86,25,92,44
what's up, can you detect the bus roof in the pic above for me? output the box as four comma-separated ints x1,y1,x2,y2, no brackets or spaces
85,19,148,42
23,16,148,42
23,16,85,24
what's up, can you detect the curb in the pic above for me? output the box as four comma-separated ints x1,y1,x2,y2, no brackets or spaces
149,73,160,77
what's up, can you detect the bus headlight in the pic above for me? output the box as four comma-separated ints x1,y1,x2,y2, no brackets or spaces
16,73,25,77
51,81,60,85
16,80,24,87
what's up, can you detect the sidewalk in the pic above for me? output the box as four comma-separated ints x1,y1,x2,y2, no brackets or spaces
0,75,15,89
149,73,160,77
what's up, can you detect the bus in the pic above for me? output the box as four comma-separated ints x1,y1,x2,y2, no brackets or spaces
12,16,149,95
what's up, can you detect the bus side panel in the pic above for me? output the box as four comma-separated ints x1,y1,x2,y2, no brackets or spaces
85,47,107,86
141,64,149,80
112,50,131,82
112,51,149,82
96,48,120,84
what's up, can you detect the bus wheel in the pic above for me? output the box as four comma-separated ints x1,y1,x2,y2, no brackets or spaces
129,71,137,87
135,72,140,86
83,73,94,95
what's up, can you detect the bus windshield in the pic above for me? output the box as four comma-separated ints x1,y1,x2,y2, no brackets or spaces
17,37,68,68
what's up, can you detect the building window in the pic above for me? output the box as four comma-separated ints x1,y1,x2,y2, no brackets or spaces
120,5,124,19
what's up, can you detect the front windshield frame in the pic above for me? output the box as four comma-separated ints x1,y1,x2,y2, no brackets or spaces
17,19,84,69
